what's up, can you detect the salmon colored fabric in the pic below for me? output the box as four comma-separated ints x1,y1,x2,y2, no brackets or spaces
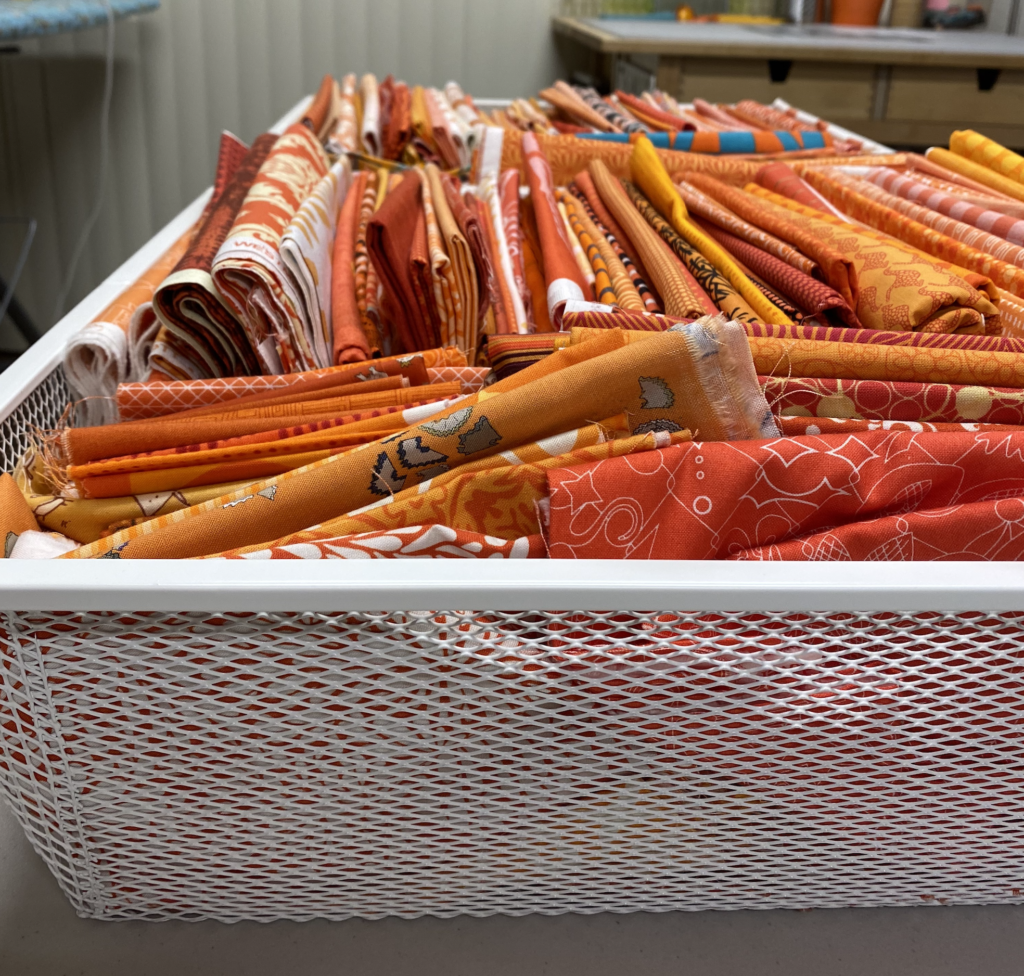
950,130,1024,187
522,132,590,323
67,327,771,560
221,524,545,560
219,428,687,559
746,184,1000,333
696,219,857,324
302,74,337,140
590,160,707,320
761,375,1024,425
545,431,1024,561
867,168,1024,247
368,170,433,354
521,230,554,331
115,348,465,420
427,164,474,351
777,415,1024,436
754,162,832,213
331,171,371,365
676,179,818,277
629,136,790,325
152,133,277,379
749,335,1024,387
211,123,330,373
743,320,1024,353
925,147,1024,204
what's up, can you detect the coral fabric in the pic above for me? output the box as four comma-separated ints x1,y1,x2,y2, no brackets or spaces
696,219,856,324
331,171,372,365
522,132,589,323
743,320,1024,353
777,416,1024,436
868,168,1024,248
546,431,1024,561
153,133,277,378
211,124,330,373
754,162,832,214
761,375,1024,425
925,147,1024,205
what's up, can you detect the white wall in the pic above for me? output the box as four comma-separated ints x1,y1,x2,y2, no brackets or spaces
0,0,562,349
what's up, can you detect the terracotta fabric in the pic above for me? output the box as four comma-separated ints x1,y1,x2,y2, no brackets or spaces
152,133,277,380
950,130,1024,187
444,175,495,339
590,160,707,320
499,169,533,323
330,171,372,365
219,428,687,560
221,523,545,560
427,366,489,393
545,431,1024,561
427,164,476,351
377,75,395,154
761,374,1024,425
211,124,330,373
743,320,1024,353
522,132,590,324
367,170,433,354
747,184,1001,333
867,168,1024,247
383,81,411,161
696,219,857,325
561,307,670,333
352,170,382,354
279,159,350,370
115,348,464,420
629,136,791,325
302,74,336,140
777,415,1024,436
68,326,772,559
820,168,1024,272
409,196,443,349
0,473,39,557
486,334,559,379
754,161,832,213
677,178,818,277
925,147,1024,205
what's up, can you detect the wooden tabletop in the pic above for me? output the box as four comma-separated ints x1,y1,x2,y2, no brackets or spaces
553,16,1024,69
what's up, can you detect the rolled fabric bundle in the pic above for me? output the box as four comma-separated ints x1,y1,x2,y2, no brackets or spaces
302,74,338,140
799,168,1024,303
677,178,817,277
445,81,483,129
579,129,832,154
326,73,359,155
384,81,411,161
211,124,330,374
331,171,371,366
429,88,471,169
950,129,1024,186
893,169,1024,219
755,161,834,214
743,320,1024,353
280,158,351,370
421,169,464,346
64,228,193,425
359,73,381,156
573,169,652,289
500,131,766,187
696,219,857,325
427,164,476,351
367,170,433,354
408,196,444,348
522,132,590,325
409,86,442,163
540,83,618,133
443,175,495,341
576,86,646,135
926,147,1024,204
589,159,706,320
556,198,597,294
152,133,277,380
866,168,1024,247
499,169,533,325
565,191,644,312
560,191,616,306
691,99,749,132
825,168,1024,271
615,91,690,132
377,75,395,152
749,183,1001,334
630,136,791,325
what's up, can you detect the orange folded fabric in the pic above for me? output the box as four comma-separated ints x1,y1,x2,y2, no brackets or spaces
754,161,832,214
352,170,382,354
383,81,411,161
331,171,372,365
302,74,337,141
1,472,39,556
522,132,590,324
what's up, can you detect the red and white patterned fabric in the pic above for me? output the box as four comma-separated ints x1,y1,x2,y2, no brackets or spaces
545,431,1024,561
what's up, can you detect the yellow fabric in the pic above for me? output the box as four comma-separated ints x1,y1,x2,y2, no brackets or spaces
950,129,1024,187
629,135,791,326
926,147,1024,204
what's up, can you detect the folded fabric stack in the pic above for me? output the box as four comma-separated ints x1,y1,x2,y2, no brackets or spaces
16,79,1024,562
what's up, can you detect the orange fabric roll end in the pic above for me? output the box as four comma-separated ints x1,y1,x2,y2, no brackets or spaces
331,172,372,365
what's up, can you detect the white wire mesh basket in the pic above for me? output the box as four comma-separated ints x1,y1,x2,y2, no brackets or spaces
1,103,1024,922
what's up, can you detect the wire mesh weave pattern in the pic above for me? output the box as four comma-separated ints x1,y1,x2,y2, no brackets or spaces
0,365,74,472
2,607,1023,921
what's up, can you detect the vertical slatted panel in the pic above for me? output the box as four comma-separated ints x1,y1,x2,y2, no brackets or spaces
0,0,562,343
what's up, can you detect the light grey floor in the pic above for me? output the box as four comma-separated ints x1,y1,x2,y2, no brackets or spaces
2,801,1023,976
